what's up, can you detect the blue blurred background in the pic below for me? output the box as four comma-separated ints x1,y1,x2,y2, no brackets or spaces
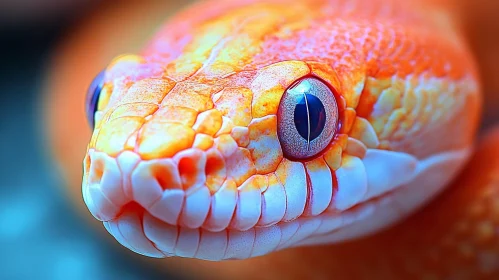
0,4,180,279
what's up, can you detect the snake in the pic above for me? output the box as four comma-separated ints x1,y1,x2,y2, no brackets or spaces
46,0,499,278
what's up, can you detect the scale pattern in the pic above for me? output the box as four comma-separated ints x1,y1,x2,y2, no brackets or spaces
81,0,481,260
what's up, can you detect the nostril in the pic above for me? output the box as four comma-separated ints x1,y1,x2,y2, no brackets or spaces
174,149,207,192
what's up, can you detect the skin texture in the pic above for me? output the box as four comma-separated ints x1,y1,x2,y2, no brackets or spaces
175,128,499,279
43,0,499,278
79,0,481,260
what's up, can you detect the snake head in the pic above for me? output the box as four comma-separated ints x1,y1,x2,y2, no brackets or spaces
82,0,480,260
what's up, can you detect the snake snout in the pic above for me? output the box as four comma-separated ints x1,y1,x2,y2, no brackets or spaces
81,145,283,259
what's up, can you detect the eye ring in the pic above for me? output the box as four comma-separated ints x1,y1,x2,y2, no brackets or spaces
277,76,339,160
85,70,106,129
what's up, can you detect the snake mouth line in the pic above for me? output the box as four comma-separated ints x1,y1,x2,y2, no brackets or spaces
83,147,471,260
102,192,383,260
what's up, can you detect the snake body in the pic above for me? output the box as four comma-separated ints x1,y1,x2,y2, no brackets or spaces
81,0,481,261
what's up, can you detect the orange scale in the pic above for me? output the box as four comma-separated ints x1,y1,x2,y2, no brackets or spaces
192,109,223,136
335,134,349,150
173,148,207,192
323,143,343,171
250,61,310,118
192,134,214,151
230,127,249,147
225,148,256,186
95,116,144,156
205,148,227,194
120,78,175,105
137,123,195,160
307,61,342,94
214,134,238,158
161,82,215,112
247,115,283,174
152,105,198,127
108,103,158,121
213,87,253,127
340,108,356,134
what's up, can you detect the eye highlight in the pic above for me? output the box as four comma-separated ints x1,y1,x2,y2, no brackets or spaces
277,77,339,160
85,70,105,129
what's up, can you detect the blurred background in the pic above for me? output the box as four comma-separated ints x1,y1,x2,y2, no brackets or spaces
0,1,188,279
0,0,497,279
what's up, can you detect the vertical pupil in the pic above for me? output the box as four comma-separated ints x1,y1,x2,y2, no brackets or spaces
293,93,326,141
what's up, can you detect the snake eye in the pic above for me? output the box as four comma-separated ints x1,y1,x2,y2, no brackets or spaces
277,77,339,160
85,70,105,129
